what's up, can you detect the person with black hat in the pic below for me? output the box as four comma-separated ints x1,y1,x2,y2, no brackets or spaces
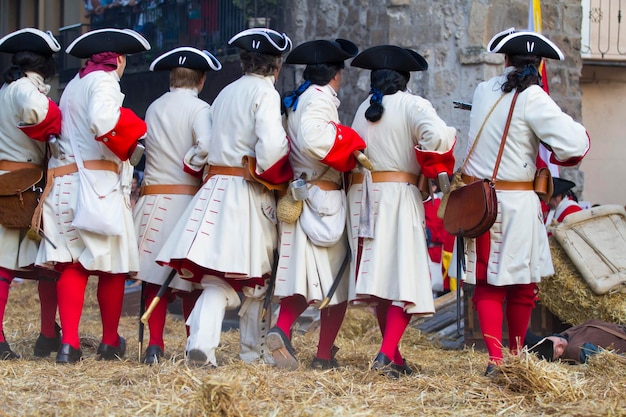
156,28,293,367
545,177,582,227
133,46,222,365
461,28,590,375
265,38,365,370
0,28,63,360
347,45,456,378
34,28,150,363
527,319,626,364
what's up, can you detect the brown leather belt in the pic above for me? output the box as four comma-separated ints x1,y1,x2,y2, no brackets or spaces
204,165,249,183
461,174,534,191
140,184,199,196
349,171,429,199
31,160,120,233
350,171,420,186
0,161,41,171
308,179,341,191
48,160,119,178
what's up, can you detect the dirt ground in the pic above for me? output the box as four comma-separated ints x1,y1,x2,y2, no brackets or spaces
1,280,625,417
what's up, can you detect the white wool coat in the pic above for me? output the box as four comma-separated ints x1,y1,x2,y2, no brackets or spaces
156,73,289,280
0,73,48,270
133,87,211,291
463,69,589,286
274,84,349,305
347,90,456,315
36,70,139,273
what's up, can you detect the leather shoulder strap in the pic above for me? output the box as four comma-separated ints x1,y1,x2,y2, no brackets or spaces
491,90,520,184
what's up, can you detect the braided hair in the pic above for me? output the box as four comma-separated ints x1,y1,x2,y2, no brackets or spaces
364,68,409,122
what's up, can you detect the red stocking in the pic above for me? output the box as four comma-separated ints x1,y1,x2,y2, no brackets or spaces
275,294,309,339
57,264,89,349
38,279,58,338
379,305,410,359
316,301,347,360
375,299,403,363
506,284,537,355
144,283,168,350
474,284,506,364
97,273,126,346
0,267,13,342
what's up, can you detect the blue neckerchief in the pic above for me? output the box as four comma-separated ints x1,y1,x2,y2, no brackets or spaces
283,80,312,111
370,88,383,104
518,64,539,79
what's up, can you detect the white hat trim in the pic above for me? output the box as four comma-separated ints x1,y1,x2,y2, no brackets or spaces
149,46,222,71
0,28,61,53
490,30,565,60
228,28,292,53
66,28,151,55
486,27,516,52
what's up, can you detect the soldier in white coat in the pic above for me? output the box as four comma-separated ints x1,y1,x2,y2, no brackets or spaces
348,45,456,378
266,38,366,370
133,47,222,364
0,28,62,360
156,28,293,367
462,29,590,375
34,28,150,363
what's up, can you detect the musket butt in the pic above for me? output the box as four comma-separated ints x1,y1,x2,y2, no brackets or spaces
318,298,330,310
354,151,374,171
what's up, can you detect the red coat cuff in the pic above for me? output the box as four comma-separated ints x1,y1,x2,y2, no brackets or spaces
257,152,293,184
320,122,366,172
17,98,62,142
414,139,456,178
95,107,147,161
183,163,203,179
549,132,590,167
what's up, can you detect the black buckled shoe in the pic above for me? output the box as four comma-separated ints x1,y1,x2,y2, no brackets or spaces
55,343,83,364
266,327,298,370
310,344,340,370
0,340,20,360
484,363,500,377
142,345,164,365
391,358,415,376
34,323,62,357
310,357,339,370
372,352,400,379
96,336,126,361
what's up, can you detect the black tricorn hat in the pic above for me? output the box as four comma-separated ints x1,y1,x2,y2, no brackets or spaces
488,27,564,60
0,28,61,55
351,45,428,72
552,177,576,197
66,28,151,58
228,28,292,56
150,47,222,72
285,39,358,65
529,337,555,361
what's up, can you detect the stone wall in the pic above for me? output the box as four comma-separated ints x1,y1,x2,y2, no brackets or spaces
282,0,584,172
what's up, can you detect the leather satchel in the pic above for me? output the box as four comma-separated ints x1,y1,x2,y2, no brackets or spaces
443,91,519,238
443,179,497,238
0,167,44,229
